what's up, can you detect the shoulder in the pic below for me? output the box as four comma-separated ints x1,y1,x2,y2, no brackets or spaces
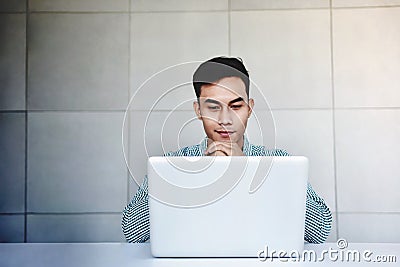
249,144,291,156
164,144,202,156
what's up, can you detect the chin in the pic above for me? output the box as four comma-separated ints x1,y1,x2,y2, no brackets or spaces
216,135,236,143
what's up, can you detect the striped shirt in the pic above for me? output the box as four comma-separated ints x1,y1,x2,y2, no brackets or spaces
122,137,332,244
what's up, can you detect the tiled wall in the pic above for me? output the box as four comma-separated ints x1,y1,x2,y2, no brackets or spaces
0,0,399,243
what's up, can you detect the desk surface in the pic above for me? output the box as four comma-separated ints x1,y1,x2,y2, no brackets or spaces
0,242,399,266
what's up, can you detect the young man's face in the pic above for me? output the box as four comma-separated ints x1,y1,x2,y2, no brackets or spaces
193,76,254,150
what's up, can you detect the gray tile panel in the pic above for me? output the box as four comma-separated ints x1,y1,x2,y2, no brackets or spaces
0,0,26,12
0,215,24,242
28,13,129,110
0,113,25,213
0,14,26,111
131,0,228,12
27,214,125,242
27,112,127,213
336,110,400,212
333,8,400,108
231,10,332,109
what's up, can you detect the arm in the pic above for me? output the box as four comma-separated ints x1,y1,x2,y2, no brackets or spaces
121,176,150,243
304,182,332,243
121,151,179,243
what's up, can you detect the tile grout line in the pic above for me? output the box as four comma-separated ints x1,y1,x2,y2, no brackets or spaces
5,211,399,216
228,0,231,56
24,0,29,243
24,212,124,215
336,211,400,215
9,211,400,216
332,5,400,9
24,109,129,112
232,5,400,11
329,0,340,240
230,7,330,12
0,110,26,113
28,10,228,14
126,0,132,205
29,11,131,14
0,11,26,14
7,5,400,15
2,106,400,114
25,8,335,14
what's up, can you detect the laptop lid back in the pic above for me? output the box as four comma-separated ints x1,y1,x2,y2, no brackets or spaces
148,156,308,257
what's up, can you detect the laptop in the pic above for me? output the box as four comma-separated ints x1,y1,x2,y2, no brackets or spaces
148,156,308,257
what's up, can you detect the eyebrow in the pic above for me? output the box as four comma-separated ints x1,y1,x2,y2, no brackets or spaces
204,97,244,105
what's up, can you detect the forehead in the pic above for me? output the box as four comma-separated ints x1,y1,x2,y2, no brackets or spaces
199,77,247,103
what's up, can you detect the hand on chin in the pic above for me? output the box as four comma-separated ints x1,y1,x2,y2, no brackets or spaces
213,150,228,156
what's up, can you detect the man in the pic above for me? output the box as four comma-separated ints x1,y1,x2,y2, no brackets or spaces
122,56,332,243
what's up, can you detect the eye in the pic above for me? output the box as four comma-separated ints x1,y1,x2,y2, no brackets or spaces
231,105,243,110
208,105,221,110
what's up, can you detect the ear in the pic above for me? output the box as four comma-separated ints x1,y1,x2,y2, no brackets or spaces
248,98,254,118
193,101,201,119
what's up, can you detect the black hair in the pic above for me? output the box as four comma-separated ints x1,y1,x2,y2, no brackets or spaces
192,56,250,99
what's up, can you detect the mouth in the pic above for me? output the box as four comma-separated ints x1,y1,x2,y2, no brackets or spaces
215,130,235,138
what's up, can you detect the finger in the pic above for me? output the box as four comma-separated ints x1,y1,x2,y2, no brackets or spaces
212,142,236,152
207,150,228,156
215,150,228,156
210,142,244,156
212,144,231,156
206,143,230,156
212,141,238,148
205,145,225,155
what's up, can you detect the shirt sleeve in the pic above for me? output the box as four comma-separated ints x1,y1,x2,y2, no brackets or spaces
121,151,176,243
304,182,333,243
121,175,150,243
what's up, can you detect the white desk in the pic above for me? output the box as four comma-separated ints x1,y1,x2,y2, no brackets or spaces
0,242,399,266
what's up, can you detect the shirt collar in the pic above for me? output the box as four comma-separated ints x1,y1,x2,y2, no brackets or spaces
199,136,251,156
242,136,251,156
199,137,207,156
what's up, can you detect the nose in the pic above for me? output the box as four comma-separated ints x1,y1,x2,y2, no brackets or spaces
218,107,233,125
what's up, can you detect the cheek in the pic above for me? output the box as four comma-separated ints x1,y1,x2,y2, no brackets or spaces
202,116,218,125
201,117,218,132
233,111,249,128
